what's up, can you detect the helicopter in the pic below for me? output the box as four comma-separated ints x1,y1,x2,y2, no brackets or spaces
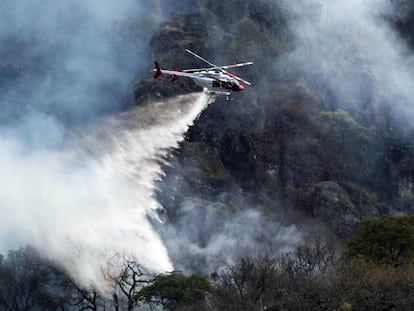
153,49,253,99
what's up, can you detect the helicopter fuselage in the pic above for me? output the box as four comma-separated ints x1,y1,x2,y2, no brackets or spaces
153,49,252,98
191,71,244,92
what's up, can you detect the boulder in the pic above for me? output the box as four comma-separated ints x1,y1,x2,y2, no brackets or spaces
303,181,359,238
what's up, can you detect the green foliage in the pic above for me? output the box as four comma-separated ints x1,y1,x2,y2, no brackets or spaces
317,109,371,153
231,17,279,56
346,215,414,266
135,271,210,310
317,109,372,182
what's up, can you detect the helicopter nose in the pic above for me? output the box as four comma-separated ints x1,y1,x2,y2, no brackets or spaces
237,84,244,91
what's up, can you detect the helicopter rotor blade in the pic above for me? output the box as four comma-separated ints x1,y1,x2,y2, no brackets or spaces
185,49,217,67
182,67,214,72
185,49,252,85
224,70,251,85
221,62,254,69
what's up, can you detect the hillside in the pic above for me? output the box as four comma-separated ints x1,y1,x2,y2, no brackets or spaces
1,1,414,309
135,0,414,250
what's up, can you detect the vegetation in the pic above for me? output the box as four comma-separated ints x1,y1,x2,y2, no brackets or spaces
145,0,414,243
2,0,414,310
0,247,152,311
317,109,370,156
3,227,414,310
209,234,414,310
346,215,414,266
136,271,210,310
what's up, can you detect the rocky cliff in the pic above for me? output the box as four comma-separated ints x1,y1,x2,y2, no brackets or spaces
135,0,414,242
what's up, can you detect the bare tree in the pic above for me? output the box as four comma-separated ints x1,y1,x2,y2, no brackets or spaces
211,255,279,311
111,259,151,311
0,246,77,311
77,254,153,311
284,236,338,276
68,284,105,311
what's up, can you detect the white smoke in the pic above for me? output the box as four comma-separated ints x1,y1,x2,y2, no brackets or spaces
162,199,303,274
284,0,414,120
0,0,202,291
0,92,212,289
154,0,414,274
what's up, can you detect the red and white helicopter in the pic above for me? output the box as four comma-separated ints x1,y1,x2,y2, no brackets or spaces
153,49,253,99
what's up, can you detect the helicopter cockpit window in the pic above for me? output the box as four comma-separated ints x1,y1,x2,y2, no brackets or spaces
231,81,241,91
223,81,232,89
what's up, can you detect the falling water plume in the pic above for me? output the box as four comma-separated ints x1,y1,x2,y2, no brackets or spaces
0,92,214,291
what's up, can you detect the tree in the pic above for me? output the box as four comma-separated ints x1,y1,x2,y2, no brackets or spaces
284,237,338,275
67,258,152,311
135,271,210,310
211,255,280,311
210,242,337,311
318,109,370,154
346,215,414,266
111,259,151,311
0,246,70,310
317,109,372,182
0,246,157,311
326,260,414,310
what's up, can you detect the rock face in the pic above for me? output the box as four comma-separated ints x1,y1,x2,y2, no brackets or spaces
302,182,359,238
136,0,414,241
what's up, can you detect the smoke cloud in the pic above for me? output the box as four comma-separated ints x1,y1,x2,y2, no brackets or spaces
283,0,414,122
0,0,149,125
160,198,303,274
0,0,214,290
153,0,414,274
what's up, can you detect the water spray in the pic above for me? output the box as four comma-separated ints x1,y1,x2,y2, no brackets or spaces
0,92,214,291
